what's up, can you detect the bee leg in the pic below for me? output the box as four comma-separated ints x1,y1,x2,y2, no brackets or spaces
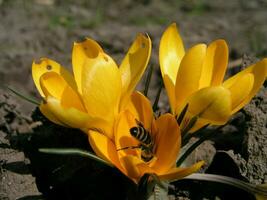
135,118,145,128
116,145,140,151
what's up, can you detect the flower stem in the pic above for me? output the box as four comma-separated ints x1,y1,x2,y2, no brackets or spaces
6,85,40,105
176,125,225,167
143,64,154,97
184,173,267,197
39,148,114,167
152,81,163,112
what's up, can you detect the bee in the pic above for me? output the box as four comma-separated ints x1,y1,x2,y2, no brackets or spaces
118,119,154,162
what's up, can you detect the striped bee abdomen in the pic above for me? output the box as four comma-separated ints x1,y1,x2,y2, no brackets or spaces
130,126,152,145
128,120,154,162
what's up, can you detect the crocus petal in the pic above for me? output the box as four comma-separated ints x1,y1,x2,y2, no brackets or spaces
81,53,122,122
40,72,85,112
159,23,185,84
163,75,176,113
114,111,140,157
151,114,181,174
39,103,65,126
225,73,254,113
125,91,153,130
175,44,207,110
32,58,76,97
199,39,228,88
158,161,205,181
119,34,151,110
88,131,125,173
40,72,65,100
44,96,111,132
180,86,232,125
120,155,154,181
72,38,103,94
223,58,267,114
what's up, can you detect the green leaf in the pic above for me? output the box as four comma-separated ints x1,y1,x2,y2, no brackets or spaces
181,115,198,136
39,148,114,167
182,124,209,146
152,81,163,112
143,64,154,97
184,173,267,198
138,173,155,199
177,124,225,166
138,173,168,199
177,103,189,125
6,85,40,105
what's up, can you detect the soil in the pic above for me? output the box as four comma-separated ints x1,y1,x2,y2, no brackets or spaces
0,0,267,199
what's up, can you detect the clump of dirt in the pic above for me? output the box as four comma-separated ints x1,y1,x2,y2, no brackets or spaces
1,84,266,200
210,84,267,185
173,84,267,199
0,90,145,200
239,85,267,184
0,90,41,200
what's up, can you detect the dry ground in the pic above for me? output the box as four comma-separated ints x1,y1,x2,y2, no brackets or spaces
0,0,267,199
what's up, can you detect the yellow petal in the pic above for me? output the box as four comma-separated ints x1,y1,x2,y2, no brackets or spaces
72,38,103,94
114,111,140,157
125,91,153,130
32,58,76,97
159,23,185,83
39,103,65,126
175,44,207,111
81,52,122,122
158,161,204,181
120,155,154,181
119,34,151,110
180,86,232,125
225,73,254,113
199,39,229,88
45,96,111,132
223,58,267,114
40,72,85,112
88,131,125,173
151,114,181,174
163,75,176,114
40,72,65,100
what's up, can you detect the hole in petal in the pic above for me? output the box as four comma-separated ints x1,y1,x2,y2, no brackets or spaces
46,65,52,70
103,56,109,62
141,42,145,48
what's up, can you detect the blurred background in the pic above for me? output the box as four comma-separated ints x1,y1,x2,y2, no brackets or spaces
1,0,267,114
0,1,267,199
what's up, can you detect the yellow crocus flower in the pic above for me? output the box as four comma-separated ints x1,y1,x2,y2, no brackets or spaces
32,34,151,139
88,91,204,183
159,23,267,131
